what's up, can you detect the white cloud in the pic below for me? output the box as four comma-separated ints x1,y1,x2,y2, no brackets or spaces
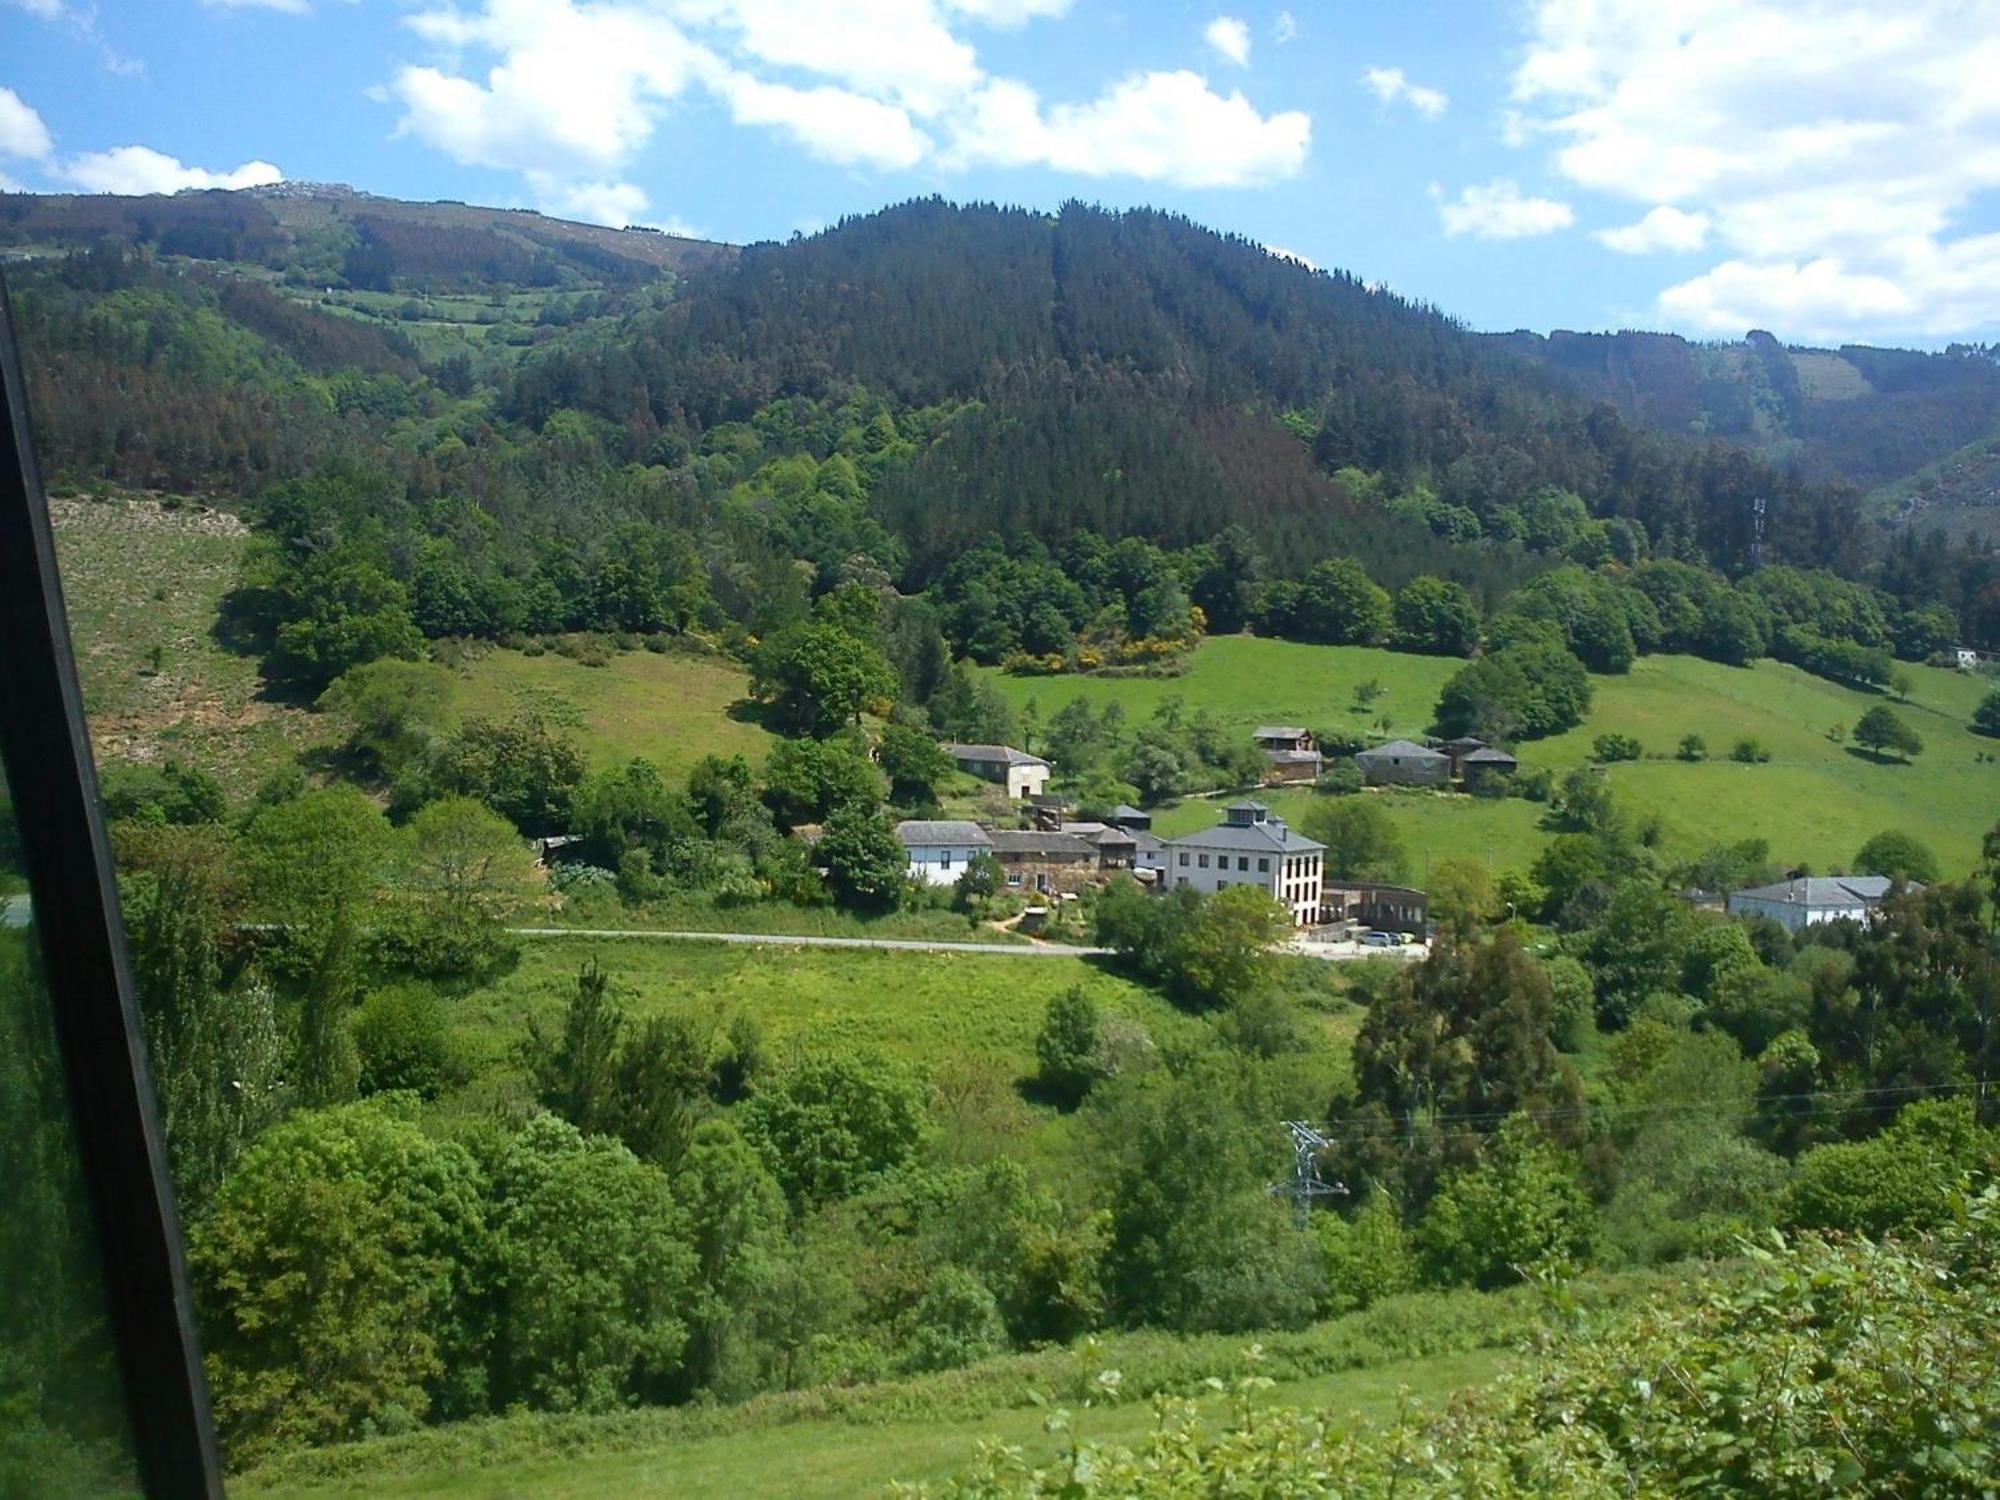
1264,242,1316,270
63,146,282,194
715,71,931,169
199,0,313,12
392,1,708,179
1596,204,1710,255
0,88,54,161
953,70,1308,188
943,0,1071,22
5,0,66,16
1438,179,1573,239
388,0,1312,201
1204,15,1250,66
1361,65,1447,118
1273,10,1296,44
533,175,649,226
1509,0,2000,339
681,0,979,116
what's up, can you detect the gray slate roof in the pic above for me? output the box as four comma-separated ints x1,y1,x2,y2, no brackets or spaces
1730,875,1907,908
894,820,993,848
1253,725,1310,739
1163,818,1326,856
945,743,1050,768
988,829,1097,858
1355,738,1447,761
1264,749,1324,765
1462,747,1518,764
1112,803,1148,821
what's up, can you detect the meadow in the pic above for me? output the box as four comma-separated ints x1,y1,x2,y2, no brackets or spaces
48,497,323,794
234,1266,1697,1500
984,637,2000,878
446,937,1209,1079
449,643,773,782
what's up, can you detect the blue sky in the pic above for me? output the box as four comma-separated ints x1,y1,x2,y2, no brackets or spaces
5,0,2000,347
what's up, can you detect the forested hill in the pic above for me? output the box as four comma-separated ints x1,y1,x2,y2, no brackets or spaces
1490,327,2000,501
21,187,2000,675
507,198,1867,580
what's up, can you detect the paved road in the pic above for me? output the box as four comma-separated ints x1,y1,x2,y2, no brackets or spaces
506,927,1114,957
506,926,1425,963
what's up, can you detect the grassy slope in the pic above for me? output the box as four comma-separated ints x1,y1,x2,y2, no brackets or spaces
451,937,1250,1081
447,645,772,782
984,636,2000,878
52,498,773,790
240,1349,1505,1500
48,498,323,795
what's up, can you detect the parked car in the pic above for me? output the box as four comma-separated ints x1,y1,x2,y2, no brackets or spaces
1359,930,1397,947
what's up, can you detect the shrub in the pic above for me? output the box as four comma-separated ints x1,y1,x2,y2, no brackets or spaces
1417,1128,1596,1289
1590,732,1641,762
1313,1197,1415,1316
1784,1097,1997,1236
1676,732,1706,761
1033,986,1106,1108
355,986,458,1099
1730,736,1770,763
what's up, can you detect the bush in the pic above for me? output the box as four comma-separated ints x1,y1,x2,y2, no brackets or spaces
1033,986,1106,1108
1590,732,1641,762
1417,1128,1596,1289
1676,732,1706,761
355,986,458,1098
1784,1097,1997,1236
1313,1197,1414,1316
1730,736,1771,763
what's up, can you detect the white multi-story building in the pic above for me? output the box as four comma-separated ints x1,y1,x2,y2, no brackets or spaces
1159,800,1325,926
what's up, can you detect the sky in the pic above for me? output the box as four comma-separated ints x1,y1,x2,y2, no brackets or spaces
4,0,2000,349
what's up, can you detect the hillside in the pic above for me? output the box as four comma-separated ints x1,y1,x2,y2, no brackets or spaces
0,182,730,286
1491,326,2000,529
979,636,2000,877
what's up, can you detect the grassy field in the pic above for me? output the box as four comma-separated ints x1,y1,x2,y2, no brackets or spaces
986,636,1460,747
986,637,2000,878
451,937,1224,1082
240,1347,1507,1499
450,645,772,782
51,499,772,790
48,497,323,794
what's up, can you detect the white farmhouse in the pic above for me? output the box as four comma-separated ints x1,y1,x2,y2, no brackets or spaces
1160,800,1325,926
1726,875,1911,934
893,820,993,887
943,743,1052,799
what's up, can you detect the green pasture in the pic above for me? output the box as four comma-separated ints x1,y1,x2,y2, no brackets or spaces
240,1347,1506,1500
991,638,2000,879
451,645,773,781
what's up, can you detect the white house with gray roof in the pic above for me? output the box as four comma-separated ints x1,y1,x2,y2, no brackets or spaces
1160,800,1325,926
1726,874,1912,934
943,743,1051,799
894,820,993,886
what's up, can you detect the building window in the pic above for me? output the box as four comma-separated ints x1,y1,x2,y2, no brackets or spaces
1258,857,1269,872
940,851,953,868
1237,856,1250,871
1178,852,1190,867
1006,872,1022,887
1198,854,1210,868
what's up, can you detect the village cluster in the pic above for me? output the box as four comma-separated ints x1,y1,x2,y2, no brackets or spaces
895,728,1917,944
